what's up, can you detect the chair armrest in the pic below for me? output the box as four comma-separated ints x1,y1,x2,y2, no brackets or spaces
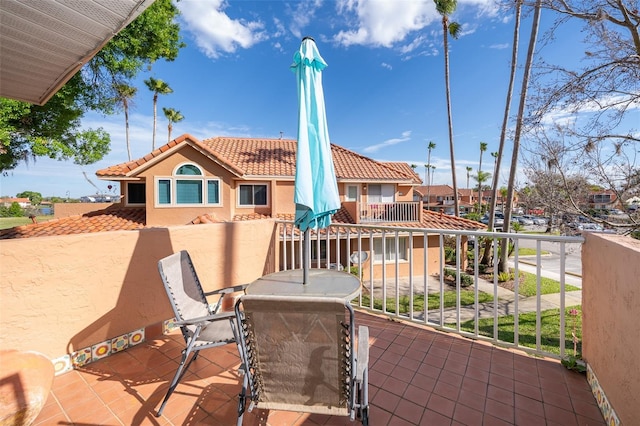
204,283,250,297
173,311,236,327
356,325,369,381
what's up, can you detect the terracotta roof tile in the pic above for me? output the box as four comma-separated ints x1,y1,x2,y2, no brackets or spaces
97,135,418,183
0,208,146,240
380,162,422,184
414,185,459,197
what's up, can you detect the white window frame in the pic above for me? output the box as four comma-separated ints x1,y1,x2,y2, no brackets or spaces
155,163,222,207
368,184,395,203
373,237,408,263
345,185,359,202
237,183,269,207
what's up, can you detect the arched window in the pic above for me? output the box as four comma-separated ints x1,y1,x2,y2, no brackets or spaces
156,163,221,206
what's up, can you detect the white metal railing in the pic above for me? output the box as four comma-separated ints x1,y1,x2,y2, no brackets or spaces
360,201,420,223
276,221,585,359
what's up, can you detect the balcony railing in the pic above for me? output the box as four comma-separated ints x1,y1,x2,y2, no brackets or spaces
360,201,420,223
276,221,585,359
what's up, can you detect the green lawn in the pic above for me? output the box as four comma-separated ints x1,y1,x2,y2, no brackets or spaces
0,216,53,229
358,290,493,313
454,305,583,356
514,247,549,256
516,272,580,297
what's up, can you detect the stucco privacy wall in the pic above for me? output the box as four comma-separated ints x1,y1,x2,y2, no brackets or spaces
54,202,115,218
0,220,277,360
582,233,640,424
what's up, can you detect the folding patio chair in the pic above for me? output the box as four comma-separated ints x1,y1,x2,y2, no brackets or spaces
234,294,369,425
156,250,248,417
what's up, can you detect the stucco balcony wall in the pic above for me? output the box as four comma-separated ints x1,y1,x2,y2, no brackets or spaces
0,220,277,360
582,232,640,424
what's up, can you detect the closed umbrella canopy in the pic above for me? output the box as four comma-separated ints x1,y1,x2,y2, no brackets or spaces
291,37,340,232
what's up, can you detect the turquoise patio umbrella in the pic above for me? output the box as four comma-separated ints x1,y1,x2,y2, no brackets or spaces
291,36,340,284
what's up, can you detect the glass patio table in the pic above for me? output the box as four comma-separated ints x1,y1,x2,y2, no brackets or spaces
245,268,361,300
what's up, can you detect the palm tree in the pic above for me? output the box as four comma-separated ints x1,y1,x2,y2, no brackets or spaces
114,84,137,161
500,0,543,272
426,141,436,184
481,0,522,267
477,142,487,212
474,171,492,212
434,0,461,216
163,107,184,142
466,166,472,189
144,78,173,150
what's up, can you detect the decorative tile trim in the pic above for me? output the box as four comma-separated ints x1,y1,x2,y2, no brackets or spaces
71,348,92,368
128,328,145,346
53,320,167,376
52,354,72,375
163,317,178,334
111,334,129,354
587,363,620,426
91,340,111,361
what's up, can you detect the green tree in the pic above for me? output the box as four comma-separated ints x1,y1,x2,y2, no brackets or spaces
114,84,137,161
474,171,492,213
163,108,184,142
16,191,42,206
466,166,472,189
0,0,183,173
434,0,461,216
144,77,173,150
8,202,23,217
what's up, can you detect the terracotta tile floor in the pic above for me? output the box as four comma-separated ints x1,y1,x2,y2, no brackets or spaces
34,311,605,425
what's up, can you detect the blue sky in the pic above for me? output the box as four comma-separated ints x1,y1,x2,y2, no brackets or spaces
0,0,609,198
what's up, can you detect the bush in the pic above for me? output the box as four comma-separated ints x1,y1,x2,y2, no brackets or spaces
443,267,474,287
444,246,456,263
497,271,512,282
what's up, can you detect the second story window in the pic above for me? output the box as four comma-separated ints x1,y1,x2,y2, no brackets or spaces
345,185,358,201
239,184,267,206
156,163,221,207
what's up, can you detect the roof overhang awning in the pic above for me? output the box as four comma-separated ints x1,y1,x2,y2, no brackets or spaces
0,0,156,105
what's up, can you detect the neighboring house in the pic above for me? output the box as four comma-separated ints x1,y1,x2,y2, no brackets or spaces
0,197,31,208
2,134,485,278
585,189,620,211
413,185,473,214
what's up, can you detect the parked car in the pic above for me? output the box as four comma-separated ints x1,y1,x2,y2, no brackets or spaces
577,222,603,231
480,212,504,226
517,216,534,225
532,217,548,226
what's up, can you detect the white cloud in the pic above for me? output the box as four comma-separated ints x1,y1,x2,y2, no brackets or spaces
287,0,323,39
177,0,267,59
489,43,509,50
333,0,438,48
363,130,412,153
381,62,392,70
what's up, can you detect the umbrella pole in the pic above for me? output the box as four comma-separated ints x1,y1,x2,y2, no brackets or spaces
303,228,310,284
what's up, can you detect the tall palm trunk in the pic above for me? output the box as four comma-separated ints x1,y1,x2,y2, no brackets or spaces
443,17,459,216
152,93,158,150
500,0,543,273
124,98,132,161
481,0,522,266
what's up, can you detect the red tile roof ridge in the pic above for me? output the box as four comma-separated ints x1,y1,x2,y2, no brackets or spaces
330,144,417,182
96,134,201,177
0,207,146,240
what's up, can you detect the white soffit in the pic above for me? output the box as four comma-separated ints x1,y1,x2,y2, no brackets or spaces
0,0,156,106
